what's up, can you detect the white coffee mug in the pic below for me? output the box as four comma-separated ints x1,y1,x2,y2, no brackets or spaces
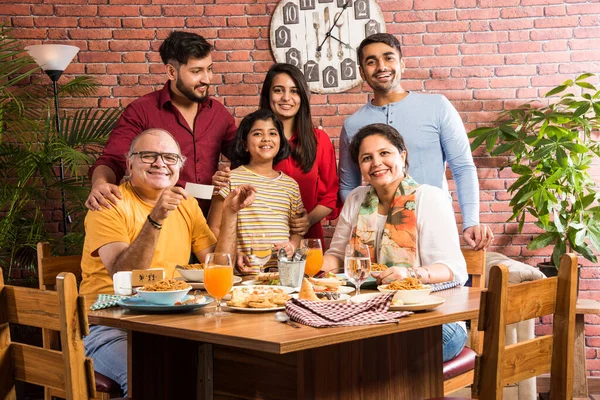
113,271,133,296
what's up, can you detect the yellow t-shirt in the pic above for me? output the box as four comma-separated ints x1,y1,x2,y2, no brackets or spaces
79,182,217,295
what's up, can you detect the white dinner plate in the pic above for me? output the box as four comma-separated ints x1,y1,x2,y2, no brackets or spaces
221,302,285,312
241,280,355,294
175,276,242,290
241,279,279,287
350,293,446,311
291,293,351,303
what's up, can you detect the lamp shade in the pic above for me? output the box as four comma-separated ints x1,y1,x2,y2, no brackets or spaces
25,44,79,72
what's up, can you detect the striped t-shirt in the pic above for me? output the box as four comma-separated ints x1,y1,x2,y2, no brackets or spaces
219,166,304,268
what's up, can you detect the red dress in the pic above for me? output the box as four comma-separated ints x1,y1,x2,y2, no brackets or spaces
274,128,341,248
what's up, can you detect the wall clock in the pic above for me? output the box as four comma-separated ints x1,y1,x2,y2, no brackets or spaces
269,0,386,94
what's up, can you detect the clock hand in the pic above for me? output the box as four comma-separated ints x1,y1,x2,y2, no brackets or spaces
328,34,354,51
317,0,351,53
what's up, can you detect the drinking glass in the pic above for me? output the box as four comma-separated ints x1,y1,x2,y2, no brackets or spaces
301,238,323,277
204,253,233,317
344,243,371,296
250,233,273,274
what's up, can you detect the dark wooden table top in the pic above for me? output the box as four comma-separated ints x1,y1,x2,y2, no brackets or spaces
87,286,482,354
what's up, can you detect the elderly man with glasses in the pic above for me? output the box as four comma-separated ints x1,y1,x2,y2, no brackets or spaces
79,128,255,396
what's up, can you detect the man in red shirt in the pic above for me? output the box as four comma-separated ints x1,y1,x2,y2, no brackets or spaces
86,31,237,215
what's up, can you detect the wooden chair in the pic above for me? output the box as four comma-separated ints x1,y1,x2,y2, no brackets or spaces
442,248,486,395
0,269,96,399
37,242,119,400
472,252,578,399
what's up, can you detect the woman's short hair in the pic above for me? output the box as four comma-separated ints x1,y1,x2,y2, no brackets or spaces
349,123,409,172
231,109,291,167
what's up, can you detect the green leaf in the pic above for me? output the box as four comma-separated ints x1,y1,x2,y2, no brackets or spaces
527,232,557,250
485,131,498,153
545,85,568,97
562,143,589,153
551,240,566,268
587,223,600,252
556,147,569,167
491,142,514,156
576,73,595,82
467,126,495,138
576,81,596,90
573,102,590,118
470,132,489,152
511,164,533,175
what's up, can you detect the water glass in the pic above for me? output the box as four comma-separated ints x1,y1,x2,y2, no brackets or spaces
344,243,371,296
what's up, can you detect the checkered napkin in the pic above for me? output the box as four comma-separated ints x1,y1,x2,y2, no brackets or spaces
285,292,412,328
430,281,461,292
90,294,127,310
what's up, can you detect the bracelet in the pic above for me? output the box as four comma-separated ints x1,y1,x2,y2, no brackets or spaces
419,267,431,284
147,215,162,230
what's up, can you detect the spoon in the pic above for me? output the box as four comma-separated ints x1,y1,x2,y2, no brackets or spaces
275,311,301,328
277,247,289,262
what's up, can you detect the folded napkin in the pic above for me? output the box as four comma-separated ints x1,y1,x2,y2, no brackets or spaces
90,294,127,310
285,292,412,328
430,281,461,292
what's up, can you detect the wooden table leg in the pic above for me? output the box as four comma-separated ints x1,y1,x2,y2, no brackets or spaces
573,313,588,399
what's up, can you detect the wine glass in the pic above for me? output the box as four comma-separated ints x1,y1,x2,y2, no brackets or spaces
203,253,233,317
250,233,273,274
344,243,371,296
301,238,323,277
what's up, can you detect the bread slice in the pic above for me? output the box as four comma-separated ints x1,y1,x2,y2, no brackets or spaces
298,278,320,301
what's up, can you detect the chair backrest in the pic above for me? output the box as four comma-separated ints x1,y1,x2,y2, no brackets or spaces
0,269,96,400
461,248,485,353
472,253,578,400
37,242,83,290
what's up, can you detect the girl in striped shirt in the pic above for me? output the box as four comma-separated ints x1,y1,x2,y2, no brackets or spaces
208,109,304,273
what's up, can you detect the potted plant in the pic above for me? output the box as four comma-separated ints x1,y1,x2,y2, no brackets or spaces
0,25,121,282
468,74,600,272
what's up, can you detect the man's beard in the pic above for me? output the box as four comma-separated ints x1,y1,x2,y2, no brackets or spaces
176,78,209,103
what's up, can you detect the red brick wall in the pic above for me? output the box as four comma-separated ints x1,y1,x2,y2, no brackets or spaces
3,0,600,375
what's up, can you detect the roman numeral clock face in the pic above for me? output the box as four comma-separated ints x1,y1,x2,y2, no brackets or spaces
270,0,386,94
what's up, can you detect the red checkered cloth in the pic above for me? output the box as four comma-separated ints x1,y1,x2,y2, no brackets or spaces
285,293,412,328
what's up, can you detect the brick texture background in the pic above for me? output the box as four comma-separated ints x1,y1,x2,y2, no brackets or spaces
2,0,600,376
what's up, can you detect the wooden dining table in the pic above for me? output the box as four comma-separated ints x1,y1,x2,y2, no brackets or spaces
87,286,481,400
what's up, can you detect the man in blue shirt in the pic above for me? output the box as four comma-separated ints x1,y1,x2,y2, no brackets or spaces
339,33,492,249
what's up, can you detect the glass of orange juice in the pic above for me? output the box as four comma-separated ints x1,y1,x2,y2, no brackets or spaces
204,252,233,317
301,239,323,277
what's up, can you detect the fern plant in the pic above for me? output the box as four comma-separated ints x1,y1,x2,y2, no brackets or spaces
0,26,121,278
469,74,600,267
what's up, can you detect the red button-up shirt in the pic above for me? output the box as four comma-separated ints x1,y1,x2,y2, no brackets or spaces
92,82,237,214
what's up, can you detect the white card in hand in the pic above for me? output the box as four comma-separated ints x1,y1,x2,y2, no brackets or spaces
185,182,214,200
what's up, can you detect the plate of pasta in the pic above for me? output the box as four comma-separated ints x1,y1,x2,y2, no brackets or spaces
377,277,432,305
136,278,192,305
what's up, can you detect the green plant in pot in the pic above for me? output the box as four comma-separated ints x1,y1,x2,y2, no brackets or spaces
0,25,121,281
469,74,600,271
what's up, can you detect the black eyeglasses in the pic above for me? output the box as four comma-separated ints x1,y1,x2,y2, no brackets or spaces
130,151,181,165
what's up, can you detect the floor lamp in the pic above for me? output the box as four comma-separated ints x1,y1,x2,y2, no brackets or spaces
25,44,79,236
